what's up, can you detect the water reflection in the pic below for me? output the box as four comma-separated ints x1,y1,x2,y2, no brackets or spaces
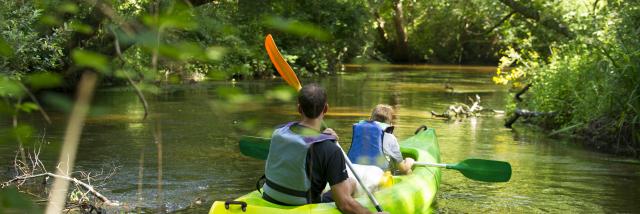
0,68,639,213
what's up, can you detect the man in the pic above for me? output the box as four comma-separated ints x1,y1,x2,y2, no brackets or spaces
263,83,384,214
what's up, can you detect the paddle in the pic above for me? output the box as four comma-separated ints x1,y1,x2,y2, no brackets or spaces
265,34,302,91
239,136,270,161
415,159,512,182
264,34,384,212
239,136,512,183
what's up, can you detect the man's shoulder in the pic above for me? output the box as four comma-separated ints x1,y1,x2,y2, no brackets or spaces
310,140,343,159
313,140,340,150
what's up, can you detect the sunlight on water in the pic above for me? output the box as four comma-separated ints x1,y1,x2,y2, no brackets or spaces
1,68,638,213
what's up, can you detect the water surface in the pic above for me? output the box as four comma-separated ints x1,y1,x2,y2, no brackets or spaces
1,67,638,213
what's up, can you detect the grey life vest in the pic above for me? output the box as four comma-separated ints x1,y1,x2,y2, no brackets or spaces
263,122,337,205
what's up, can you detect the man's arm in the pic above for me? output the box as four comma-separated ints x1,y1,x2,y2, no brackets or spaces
331,179,373,214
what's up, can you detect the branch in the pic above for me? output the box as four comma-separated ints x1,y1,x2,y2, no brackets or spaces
515,83,531,102
18,82,52,124
475,11,516,35
498,0,574,38
114,31,149,120
3,173,119,207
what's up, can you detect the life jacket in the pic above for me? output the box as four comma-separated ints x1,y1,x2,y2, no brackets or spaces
263,122,337,205
347,120,393,170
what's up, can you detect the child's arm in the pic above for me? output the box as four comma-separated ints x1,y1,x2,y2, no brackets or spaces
397,157,415,174
382,134,415,174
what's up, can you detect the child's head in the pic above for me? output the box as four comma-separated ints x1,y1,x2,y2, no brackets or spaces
370,104,394,124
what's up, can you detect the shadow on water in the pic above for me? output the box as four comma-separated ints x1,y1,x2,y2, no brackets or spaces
1,67,639,213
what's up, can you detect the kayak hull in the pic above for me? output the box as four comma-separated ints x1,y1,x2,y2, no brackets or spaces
210,128,441,214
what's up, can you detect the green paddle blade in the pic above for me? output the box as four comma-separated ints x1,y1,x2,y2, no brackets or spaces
447,159,512,182
239,136,270,160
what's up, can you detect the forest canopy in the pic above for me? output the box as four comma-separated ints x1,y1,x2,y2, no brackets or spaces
0,0,638,164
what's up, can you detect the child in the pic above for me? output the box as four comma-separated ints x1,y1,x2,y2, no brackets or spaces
347,104,415,174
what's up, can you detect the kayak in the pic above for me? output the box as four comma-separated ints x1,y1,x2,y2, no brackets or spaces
209,128,441,214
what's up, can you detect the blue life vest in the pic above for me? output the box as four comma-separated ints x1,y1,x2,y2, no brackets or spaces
347,120,392,169
263,122,337,205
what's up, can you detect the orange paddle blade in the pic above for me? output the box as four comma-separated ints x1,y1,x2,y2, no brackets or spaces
265,34,302,91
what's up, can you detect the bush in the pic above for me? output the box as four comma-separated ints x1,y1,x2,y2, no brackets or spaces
495,1,640,154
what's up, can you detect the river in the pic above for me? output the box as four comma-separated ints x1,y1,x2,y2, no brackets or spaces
1,66,638,213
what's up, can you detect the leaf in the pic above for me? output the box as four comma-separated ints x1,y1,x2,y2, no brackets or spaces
0,101,12,116
42,92,73,113
39,14,62,26
263,17,331,41
0,38,13,57
265,86,296,102
157,42,202,61
12,124,34,143
142,13,198,30
72,49,109,73
70,22,93,34
58,2,79,14
216,87,251,103
26,72,62,89
0,77,23,97
206,46,226,61
0,187,40,213
207,71,229,81
16,102,39,113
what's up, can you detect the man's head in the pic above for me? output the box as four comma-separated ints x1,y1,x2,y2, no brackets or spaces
370,104,394,124
297,83,328,119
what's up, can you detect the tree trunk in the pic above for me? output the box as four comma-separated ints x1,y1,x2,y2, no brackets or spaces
391,0,410,62
373,11,390,50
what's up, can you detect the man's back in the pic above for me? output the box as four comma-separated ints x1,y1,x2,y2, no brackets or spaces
263,123,348,205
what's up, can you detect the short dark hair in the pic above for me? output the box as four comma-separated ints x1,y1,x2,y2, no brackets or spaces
298,83,327,118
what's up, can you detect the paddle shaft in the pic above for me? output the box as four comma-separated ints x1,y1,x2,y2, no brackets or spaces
335,142,383,212
414,162,448,168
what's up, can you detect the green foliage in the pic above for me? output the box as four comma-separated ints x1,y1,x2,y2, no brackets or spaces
0,75,23,97
263,17,332,41
495,0,640,149
404,1,507,64
0,38,13,57
0,0,69,77
72,49,110,73
0,187,40,213
25,72,62,90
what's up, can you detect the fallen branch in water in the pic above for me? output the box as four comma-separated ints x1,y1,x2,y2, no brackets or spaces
3,172,118,207
514,83,531,102
504,108,556,128
2,140,121,211
430,95,504,119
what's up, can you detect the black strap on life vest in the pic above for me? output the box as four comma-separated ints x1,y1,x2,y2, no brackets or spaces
265,177,309,197
256,174,266,195
385,126,395,134
262,192,296,206
257,174,311,206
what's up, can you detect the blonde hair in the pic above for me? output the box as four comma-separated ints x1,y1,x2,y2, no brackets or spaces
370,104,394,124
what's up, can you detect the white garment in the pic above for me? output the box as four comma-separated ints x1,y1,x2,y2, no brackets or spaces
382,132,403,163
347,164,383,197
321,164,383,197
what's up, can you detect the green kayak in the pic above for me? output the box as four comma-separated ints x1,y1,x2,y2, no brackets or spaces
210,128,441,214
